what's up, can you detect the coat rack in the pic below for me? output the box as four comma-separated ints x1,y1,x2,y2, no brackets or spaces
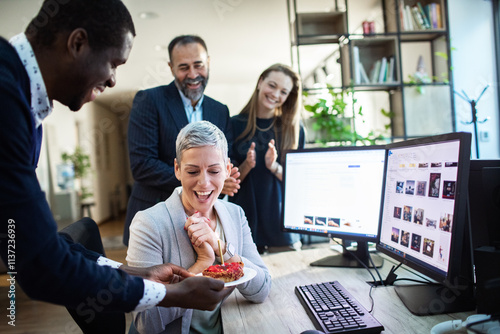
455,85,489,159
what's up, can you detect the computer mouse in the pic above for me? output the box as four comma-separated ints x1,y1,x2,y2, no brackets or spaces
300,330,325,334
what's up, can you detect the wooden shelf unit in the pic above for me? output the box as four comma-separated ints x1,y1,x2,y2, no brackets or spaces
289,0,454,141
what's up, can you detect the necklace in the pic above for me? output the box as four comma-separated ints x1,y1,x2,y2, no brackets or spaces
255,118,275,132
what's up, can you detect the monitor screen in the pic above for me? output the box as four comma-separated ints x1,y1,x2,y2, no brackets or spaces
377,134,470,281
282,145,386,267
376,132,474,315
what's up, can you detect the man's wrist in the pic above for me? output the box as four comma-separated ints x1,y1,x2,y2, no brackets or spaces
97,257,154,280
134,280,167,312
119,265,151,279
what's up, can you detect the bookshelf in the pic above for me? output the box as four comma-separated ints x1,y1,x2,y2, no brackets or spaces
342,37,400,86
288,0,454,141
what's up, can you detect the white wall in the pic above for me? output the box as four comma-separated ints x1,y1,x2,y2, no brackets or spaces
118,0,291,116
38,102,90,223
87,103,130,223
449,0,499,159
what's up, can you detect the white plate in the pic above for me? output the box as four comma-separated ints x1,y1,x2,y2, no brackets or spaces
225,267,257,287
197,267,257,287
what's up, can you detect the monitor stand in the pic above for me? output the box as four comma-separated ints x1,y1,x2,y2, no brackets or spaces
310,240,383,268
394,283,476,315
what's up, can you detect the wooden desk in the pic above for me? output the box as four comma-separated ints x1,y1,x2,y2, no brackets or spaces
222,244,474,334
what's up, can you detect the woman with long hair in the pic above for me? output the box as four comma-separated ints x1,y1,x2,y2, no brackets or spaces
230,63,305,252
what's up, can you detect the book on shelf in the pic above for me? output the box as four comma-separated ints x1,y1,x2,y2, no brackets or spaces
411,7,423,30
352,45,370,85
436,3,442,28
429,3,437,28
411,6,427,30
401,2,442,31
366,56,395,84
378,57,388,83
416,2,431,29
353,46,361,84
404,5,414,31
387,56,395,83
369,60,381,84
399,0,406,30
359,62,370,84
425,3,443,29
384,59,390,83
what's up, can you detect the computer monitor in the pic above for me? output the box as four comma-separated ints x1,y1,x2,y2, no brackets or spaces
282,145,386,268
468,159,500,249
376,132,475,315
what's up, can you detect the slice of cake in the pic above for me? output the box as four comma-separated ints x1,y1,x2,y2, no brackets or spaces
202,262,244,283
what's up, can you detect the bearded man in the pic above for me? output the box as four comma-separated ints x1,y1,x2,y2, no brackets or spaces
124,35,240,245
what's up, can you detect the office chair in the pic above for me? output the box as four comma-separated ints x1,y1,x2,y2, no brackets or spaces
59,217,126,334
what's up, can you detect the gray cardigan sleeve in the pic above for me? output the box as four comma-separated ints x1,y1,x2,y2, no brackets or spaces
127,206,191,334
231,205,272,303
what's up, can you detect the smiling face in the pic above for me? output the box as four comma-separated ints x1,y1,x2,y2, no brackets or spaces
257,70,293,115
65,30,134,111
169,42,210,105
174,145,230,216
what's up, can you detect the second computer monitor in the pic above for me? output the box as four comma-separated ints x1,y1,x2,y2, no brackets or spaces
376,132,474,315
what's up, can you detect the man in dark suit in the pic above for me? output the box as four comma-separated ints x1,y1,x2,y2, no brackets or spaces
123,35,240,245
0,0,232,323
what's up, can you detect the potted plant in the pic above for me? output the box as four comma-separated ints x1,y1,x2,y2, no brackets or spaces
61,146,93,200
304,87,388,146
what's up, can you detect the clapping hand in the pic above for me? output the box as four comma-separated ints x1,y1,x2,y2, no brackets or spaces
222,163,240,196
246,142,256,168
265,139,278,171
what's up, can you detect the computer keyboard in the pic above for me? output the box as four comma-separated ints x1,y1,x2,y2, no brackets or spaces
295,281,384,334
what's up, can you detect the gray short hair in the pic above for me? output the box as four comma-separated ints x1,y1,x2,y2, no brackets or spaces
176,121,228,164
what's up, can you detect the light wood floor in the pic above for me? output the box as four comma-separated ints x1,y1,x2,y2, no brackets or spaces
0,214,132,334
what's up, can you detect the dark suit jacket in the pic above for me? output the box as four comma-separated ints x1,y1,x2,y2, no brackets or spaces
124,81,232,245
0,37,144,311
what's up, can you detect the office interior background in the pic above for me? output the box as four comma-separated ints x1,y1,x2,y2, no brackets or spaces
0,0,498,225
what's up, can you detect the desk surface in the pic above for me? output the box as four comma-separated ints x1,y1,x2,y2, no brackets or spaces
222,244,473,334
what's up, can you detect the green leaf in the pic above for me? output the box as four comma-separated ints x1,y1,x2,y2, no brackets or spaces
302,88,392,147
304,105,315,112
434,51,448,61
380,108,394,118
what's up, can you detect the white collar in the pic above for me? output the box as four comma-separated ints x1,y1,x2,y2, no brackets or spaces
10,33,52,128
